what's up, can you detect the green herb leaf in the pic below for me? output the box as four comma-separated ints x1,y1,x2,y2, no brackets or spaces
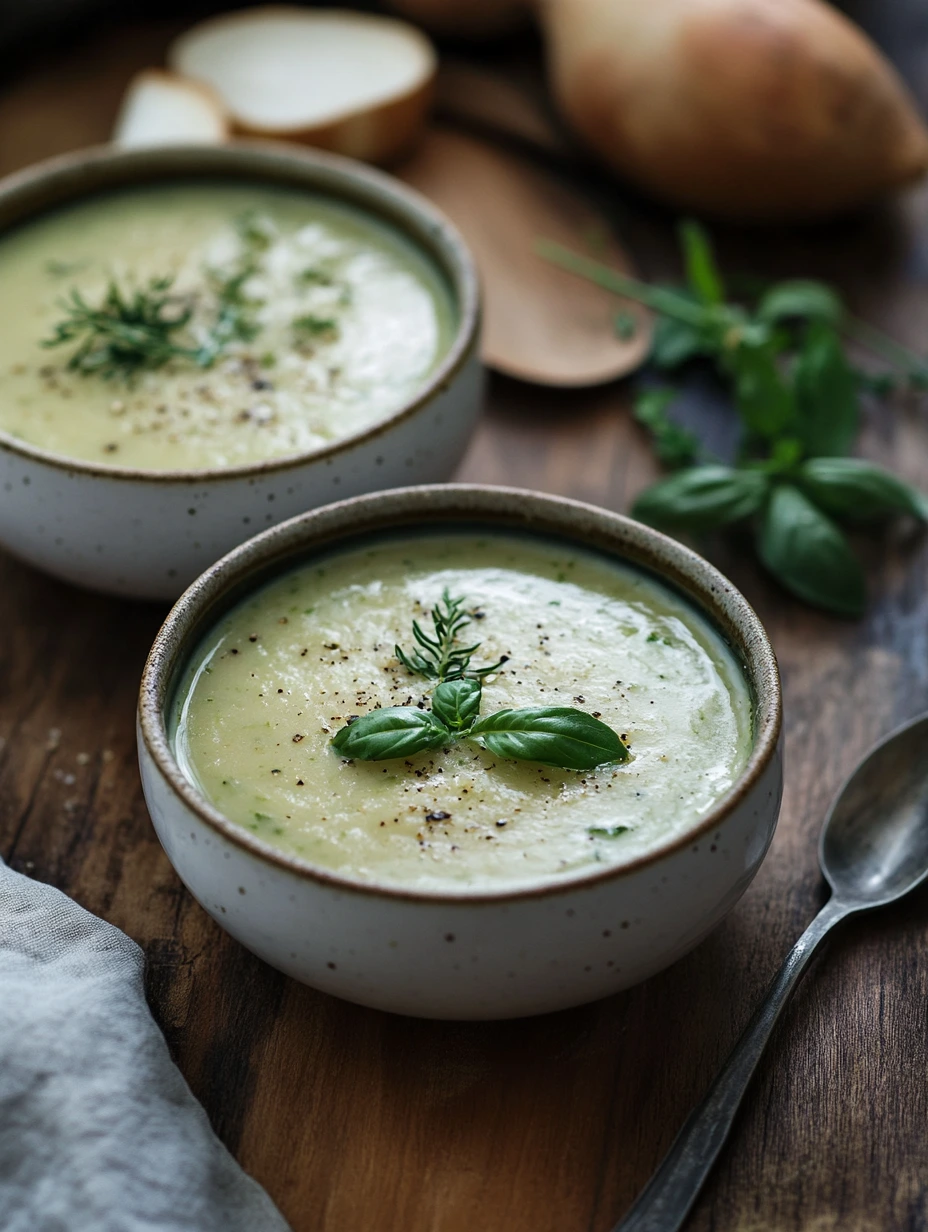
797,457,928,522
293,314,339,339
728,338,796,440
470,708,629,771
680,220,725,305
614,310,638,340
431,678,482,732
756,280,844,327
297,266,334,286
632,465,769,532
757,485,865,616
793,321,858,457
633,388,700,468
331,708,450,761
235,210,274,252
588,825,631,839
650,312,720,370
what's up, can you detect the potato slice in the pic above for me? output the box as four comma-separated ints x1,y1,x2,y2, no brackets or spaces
113,70,229,147
169,6,436,164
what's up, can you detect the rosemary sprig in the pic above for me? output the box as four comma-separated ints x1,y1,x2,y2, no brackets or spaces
394,589,508,682
42,276,199,380
331,594,629,771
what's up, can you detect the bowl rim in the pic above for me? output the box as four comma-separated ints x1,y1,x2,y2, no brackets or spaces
0,140,479,485
138,483,783,904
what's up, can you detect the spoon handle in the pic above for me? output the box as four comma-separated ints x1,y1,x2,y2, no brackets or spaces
613,896,851,1232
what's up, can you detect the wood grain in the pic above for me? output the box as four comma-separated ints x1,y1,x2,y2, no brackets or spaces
2,11,928,1232
398,127,652,386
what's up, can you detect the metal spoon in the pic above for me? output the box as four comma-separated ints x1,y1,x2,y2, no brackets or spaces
614,711,928,1232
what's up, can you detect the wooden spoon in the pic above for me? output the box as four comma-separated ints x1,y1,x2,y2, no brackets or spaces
398,126,651,386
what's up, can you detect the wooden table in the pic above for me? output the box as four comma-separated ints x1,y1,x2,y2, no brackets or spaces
3,10,928,1231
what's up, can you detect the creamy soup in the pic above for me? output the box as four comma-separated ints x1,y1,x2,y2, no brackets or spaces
0,183,455,470
171,534,754,892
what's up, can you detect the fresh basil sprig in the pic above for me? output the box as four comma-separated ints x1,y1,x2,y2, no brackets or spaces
539,223,928,617
333,678,628,771
331,596,629,771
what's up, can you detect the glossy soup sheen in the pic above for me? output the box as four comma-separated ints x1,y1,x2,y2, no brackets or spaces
0,182,456,471
171,533,755,893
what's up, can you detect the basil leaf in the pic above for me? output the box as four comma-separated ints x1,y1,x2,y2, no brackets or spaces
632,465,769,532
793,320,858,457
797,457,928,522
728,339,796,439
331,708,450,761
756,280,844,327
651,315,717,369
470,708,629,771
431,678,482,731
633,388,700,469
680,220,725,305
757,485,865,617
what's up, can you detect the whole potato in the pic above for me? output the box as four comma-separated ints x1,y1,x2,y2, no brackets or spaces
538,0,928,220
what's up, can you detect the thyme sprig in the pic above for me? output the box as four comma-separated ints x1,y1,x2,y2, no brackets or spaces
394,589,508,682
42,210,343,383
332,593,629,771
42,276,200,380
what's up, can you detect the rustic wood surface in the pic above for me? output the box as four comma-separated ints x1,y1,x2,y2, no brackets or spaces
399,126,652,385
2,9,928,1231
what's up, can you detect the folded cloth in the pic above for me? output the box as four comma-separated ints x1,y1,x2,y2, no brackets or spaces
0,859,291,1232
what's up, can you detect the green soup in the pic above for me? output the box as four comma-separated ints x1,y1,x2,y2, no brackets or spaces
0,182,456,471
171,533,754,892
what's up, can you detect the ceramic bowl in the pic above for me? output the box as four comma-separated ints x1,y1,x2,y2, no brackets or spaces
138,485,783,1020
0,144,481,599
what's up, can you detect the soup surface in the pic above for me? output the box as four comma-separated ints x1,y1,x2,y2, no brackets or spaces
172,534,754,891
0,182,455,470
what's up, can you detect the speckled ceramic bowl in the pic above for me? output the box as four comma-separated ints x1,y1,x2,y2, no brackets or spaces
0,144,481,599
138,485,783,1019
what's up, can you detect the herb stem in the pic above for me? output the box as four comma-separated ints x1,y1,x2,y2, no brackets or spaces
535,240,705,325
841,314,928,381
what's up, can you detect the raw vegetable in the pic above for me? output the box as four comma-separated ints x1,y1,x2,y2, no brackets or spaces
538,0,928,220
168,6,436,164
112,70,228,148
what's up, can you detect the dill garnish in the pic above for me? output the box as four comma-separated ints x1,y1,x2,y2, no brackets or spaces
42,276,198,380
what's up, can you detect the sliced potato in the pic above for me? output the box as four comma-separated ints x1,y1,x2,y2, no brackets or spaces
113,70,229,147
169,6,436,164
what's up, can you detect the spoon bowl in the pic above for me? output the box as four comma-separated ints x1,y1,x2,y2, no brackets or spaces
821,713,928,909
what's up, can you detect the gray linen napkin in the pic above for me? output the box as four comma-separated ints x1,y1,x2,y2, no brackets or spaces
0,858,291,1232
